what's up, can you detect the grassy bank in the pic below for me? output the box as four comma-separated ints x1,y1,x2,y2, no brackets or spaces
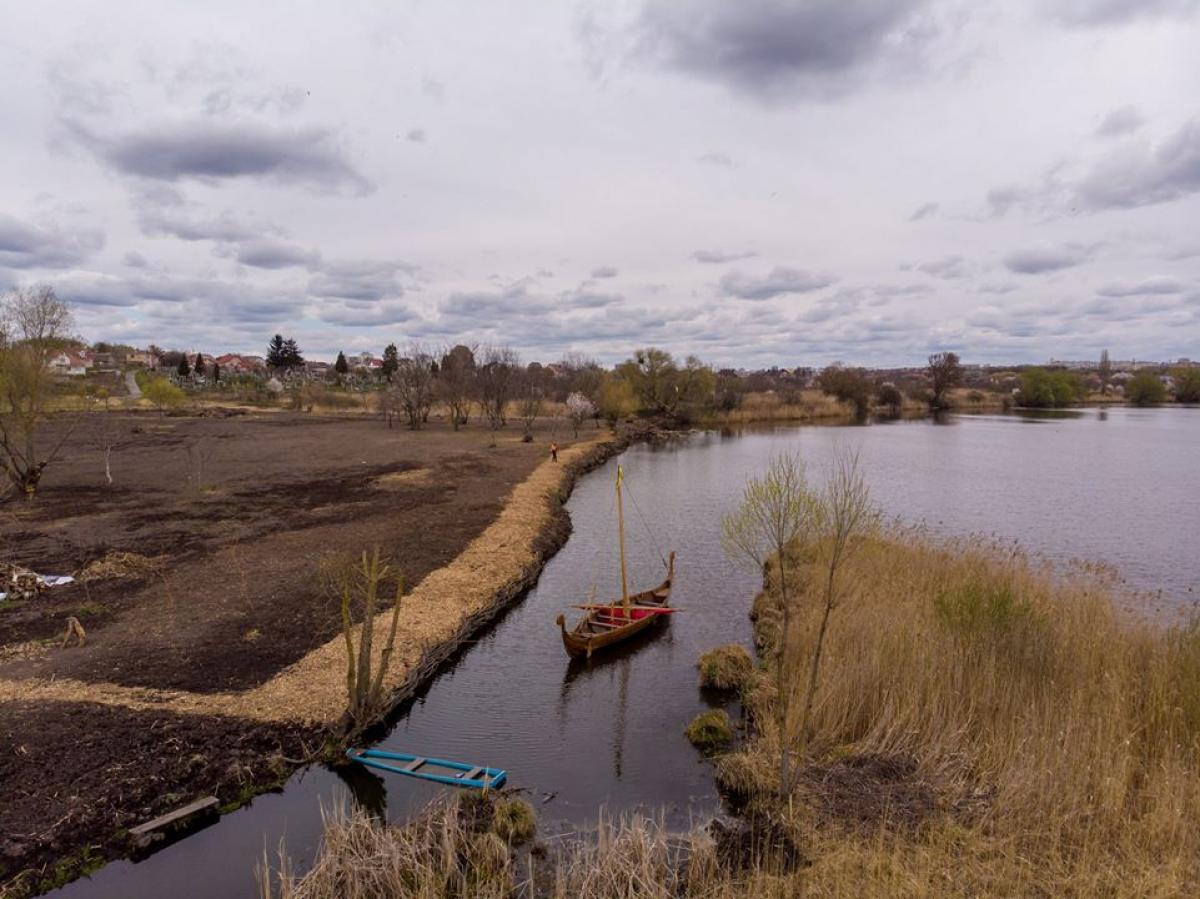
267,533,1199,897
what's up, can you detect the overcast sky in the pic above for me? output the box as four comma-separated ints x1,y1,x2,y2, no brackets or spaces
1,1,1197,366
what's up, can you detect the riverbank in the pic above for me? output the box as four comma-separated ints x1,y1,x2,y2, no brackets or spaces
266,531,1200,897
0,413,643,896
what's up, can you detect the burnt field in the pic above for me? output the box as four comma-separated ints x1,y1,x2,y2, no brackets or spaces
0,409,576,892
0,410,559,691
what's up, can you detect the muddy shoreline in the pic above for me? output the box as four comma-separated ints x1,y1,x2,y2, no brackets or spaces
1,420,653,898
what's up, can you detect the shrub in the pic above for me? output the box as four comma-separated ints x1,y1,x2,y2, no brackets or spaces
686,709,735,749
698,644,755,690
491,798,536,845
1018,367,1079,407
142,376,185,415
1173,367,1200,403
1126,370,1168,406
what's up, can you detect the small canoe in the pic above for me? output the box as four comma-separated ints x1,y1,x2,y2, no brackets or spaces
346,748,506,789
556,552,675,659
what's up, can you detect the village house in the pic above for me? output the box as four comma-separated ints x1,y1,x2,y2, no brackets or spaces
48,350,91,377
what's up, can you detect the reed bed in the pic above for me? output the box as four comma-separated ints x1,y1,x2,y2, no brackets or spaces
267,534,1199,896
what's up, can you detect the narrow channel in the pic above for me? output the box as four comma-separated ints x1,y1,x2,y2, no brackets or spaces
52,408,1197,898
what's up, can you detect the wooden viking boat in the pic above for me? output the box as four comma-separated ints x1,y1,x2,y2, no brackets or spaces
556,465,677,659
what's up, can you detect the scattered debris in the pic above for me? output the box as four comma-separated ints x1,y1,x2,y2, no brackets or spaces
77,552,164,583
0,563,74,602
127,796,219,849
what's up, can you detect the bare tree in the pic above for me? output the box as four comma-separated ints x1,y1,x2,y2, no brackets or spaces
516,370,544,441
477,346,519,445
94,416,125,486
798,449,880,746
1098,348,1112,395
328,548,405,735
393,343,435,429
437,344,477,430
927,351,963,410
721,452,816,790
0,285,77,500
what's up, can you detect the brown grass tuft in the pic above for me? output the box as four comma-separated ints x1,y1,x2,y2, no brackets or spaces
697,644,755,690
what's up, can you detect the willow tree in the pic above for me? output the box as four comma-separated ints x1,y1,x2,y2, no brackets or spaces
0,285,76,500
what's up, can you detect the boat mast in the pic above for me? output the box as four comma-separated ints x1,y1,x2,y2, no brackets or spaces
616,465,629,612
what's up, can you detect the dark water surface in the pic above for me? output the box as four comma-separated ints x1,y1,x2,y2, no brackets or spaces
53,407,1197,898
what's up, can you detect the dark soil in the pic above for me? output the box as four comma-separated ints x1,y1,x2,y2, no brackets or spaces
0,411,561,692
0,410,628,898
0,699,313,897
800,752,939,831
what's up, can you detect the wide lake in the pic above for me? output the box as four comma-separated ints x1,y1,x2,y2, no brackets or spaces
54,406,1198,898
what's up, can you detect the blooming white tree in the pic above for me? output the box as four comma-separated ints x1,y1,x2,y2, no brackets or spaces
565,392,596,437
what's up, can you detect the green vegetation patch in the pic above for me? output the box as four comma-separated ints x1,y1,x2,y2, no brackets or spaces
686,709,735,749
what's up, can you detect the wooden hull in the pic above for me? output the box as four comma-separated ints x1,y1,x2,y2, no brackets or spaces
346,748,506,789
557,553,675,659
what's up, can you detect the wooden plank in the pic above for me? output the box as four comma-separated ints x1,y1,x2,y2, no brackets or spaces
129,796,218,846
461,766,485,782
403,757,426,773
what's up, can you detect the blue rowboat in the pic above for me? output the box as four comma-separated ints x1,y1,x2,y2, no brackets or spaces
346,748,507,790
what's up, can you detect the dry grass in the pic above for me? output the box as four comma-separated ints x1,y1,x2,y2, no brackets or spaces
76,551,165,582
696,644,755,690
266,531,1198,898
730,531,1200,895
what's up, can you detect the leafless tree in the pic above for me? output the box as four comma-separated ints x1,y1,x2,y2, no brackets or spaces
328,547,405,736
798,448,880,746
437,344,477,429
0,285,77,500
927,351,963,410
477,346,519,444
722,452,816,790
516,371,544,441
393,342,435,429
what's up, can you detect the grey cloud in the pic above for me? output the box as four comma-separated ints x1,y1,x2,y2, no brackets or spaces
123,251,148,268
318,301,416,327
590,265,619,278
235,238,318,270
909,201,939,221
636,0,929,99
986,184,1035,217
307,259,412,301
0,213,104,270
1075,118,1200,210
1003,244,1093,274
407,128,426,143
692,248,757,264
719,266,836,300
915,255,971,279
134,186,274,242
1096,105,1144,139
441,280,552,318
1046,0,1199,26
77,120,371,193
1096,277,1182,297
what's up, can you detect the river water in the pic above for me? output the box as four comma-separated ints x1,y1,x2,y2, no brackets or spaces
53,407,1198,898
